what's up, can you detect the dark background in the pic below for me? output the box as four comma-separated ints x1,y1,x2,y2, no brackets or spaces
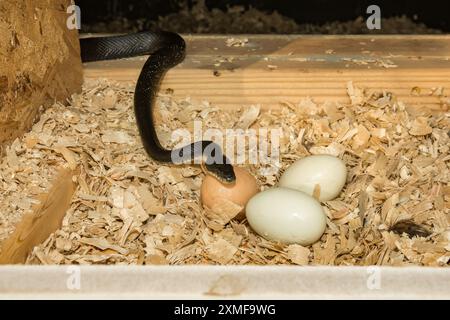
75,0,450,32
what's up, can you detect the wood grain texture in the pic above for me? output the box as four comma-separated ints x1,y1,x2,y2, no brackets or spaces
0,0,83,148
83,35,450,110
0,168,76,264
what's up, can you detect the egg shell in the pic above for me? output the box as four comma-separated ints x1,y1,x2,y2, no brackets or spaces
279,155,347,202
201,167,259,212
246,187,326,245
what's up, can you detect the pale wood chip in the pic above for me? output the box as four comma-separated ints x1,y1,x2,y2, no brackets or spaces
352,125,371,149
136,185,166,215
226,37,249,47
79,237,128,255
347,81,364,105
205,238,238,264
298,97,319,115
205,198,244,226
409,117,433,136
235,105,260,129
309,142,345,157
157,166,184,184
54,147,78,170
286,244,310,265
145,254,168,265
101,130,134,144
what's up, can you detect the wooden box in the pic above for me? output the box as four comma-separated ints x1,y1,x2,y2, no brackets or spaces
0,34,449,299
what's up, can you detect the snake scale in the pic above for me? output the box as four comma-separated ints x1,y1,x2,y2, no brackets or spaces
80,31,236,184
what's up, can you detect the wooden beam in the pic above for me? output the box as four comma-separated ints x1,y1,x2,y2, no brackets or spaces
0,168,77,264
83,35,450,110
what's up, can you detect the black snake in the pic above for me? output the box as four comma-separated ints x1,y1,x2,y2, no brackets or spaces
80,31,236,184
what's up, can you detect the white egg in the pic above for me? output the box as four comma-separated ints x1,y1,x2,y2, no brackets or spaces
279,155,347,202
245,187,327,245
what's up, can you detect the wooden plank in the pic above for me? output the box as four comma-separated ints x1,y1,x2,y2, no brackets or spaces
0,0,82,148
0,168,77,265
83,35,450,110
0,266,450,299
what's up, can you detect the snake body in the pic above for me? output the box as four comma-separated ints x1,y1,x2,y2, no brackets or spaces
80,31,235,183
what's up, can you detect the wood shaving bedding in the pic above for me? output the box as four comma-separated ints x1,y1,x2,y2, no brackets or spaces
3,78,447,266
0,113,66,247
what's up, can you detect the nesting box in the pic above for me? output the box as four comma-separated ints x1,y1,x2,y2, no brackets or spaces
0,30,449,298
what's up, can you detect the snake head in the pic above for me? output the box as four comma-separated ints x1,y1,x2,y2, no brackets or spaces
204,163,236,185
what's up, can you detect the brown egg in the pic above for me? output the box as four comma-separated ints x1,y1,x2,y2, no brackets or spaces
201,167,259,213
